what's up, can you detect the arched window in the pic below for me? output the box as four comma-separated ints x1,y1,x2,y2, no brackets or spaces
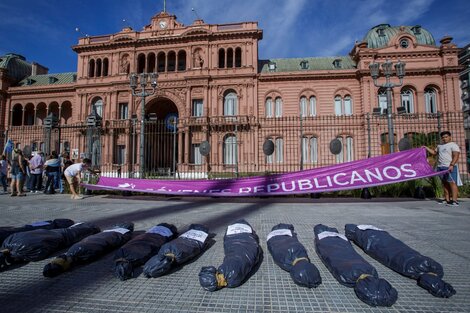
102,58,109,76
91,98,103,118
24,103,34,125
346,136,353,162
265,97,273,118
11,104,23,126
218,48,225,68
235,47,242,67
301,136,318,164
223,134,237,165
310,136,318,163
275,137,284,163
378,88,387,114
300,96,317,117
401,88,414,113
344,96,352,115
157,52,166,72
334,96,342,116
300,96,307,118
335,95,352,116
309,96,317,117
147,53,156,72
88,59,95,78
223,91,238,116
275,97,283,118
167,51,176,71
266,137,284,164
177,50,186,71
227,48,234,68
425,88,437,113
96,59,102,77
336,136,354,163
137,54,146,73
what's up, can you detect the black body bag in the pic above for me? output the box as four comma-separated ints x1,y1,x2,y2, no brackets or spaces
0,222,100,271
0,219,75,244
345,224,456,298
267,223,321,288
43,222,134,277
199,219,262,291
314,224,397,307
113,223,177,280
143,224,209,278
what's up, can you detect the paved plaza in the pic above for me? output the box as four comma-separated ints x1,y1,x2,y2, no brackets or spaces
0,193,469,313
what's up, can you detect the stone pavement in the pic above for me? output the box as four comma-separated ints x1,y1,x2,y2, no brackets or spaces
0,192,469,313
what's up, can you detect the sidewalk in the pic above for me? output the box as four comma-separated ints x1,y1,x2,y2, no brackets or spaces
0,193,469,313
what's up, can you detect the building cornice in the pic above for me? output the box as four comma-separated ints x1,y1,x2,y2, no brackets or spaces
72,30,263,53
8,84,77,96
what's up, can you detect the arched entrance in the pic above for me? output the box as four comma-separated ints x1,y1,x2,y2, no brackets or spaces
145,97,179,176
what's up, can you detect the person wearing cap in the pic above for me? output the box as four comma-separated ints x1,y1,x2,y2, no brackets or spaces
9,148,26,196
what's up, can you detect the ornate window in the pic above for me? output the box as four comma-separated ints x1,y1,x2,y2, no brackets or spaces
102,58,109,76
191,144,203,165
335,95,352,116
137,54,146,73
177,50,187,71
192,99,203,117
223,134,237,165
266,136,283,164
265,97,273,118
227,48,234,68
91,98,103,118
223,92,238,116
167,51,176,71
378,88,388,114
157,52,166,72
336,136,354,163
275,97,283,118
88,59,95,77
300,96,317,117
275,137,284,163
400,38,409,49
425,88,438,113
119,103,128,120
302,136,318,164
401,88,414,113
218,49,225,68
235,47,242,67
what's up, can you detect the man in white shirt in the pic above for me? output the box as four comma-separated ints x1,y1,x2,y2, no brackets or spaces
425,131,461,206
63,158,92,200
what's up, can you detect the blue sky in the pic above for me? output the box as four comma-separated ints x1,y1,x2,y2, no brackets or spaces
1,0,469,74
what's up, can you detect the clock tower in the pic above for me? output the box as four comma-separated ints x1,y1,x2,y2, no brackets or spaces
147,11,183,32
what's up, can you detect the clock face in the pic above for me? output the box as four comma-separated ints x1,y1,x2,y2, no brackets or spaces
159,21,167,29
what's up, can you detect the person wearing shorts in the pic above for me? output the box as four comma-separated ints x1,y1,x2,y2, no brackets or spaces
9,149,27,197
425,131,461,206
63,158,92,200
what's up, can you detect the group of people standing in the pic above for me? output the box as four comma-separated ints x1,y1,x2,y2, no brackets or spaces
0,149,85,199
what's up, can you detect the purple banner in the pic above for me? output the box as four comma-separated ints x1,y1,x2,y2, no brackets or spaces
83,148,445,197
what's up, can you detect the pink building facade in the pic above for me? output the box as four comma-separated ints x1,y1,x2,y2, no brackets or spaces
1,11,465,179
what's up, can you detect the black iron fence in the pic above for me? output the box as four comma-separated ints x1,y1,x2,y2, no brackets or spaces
4,112,468,181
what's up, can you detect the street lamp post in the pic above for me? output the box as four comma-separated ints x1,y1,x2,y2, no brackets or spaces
369,60,406,153
130,72,158,178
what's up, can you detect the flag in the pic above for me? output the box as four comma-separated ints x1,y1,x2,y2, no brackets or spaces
4,139,14,153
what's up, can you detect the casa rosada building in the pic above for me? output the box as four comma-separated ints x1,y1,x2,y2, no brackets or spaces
0,10,465,179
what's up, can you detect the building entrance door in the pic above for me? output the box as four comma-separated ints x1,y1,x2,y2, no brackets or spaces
144,98,178,177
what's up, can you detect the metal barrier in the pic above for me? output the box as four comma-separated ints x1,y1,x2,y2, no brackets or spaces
4,112,467,181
